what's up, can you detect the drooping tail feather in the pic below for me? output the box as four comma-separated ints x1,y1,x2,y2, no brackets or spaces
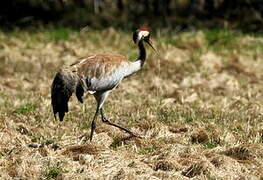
51,69,79,121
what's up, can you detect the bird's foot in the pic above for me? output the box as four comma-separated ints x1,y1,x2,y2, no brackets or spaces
101,116,143,138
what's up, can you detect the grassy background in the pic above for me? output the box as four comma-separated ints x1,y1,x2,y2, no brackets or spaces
0,28,263,179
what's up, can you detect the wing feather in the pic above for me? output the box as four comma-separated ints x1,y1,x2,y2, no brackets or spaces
70,53,129,92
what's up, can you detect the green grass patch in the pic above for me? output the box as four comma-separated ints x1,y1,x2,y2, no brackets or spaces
204,29,240,52
43,139,55,146
203,142,219,149
157,107,198,124
204,29,237,44
77,121,91,130
44,27,77,41
31,134,44,143
43,162,62,179
14,103,37,115
139,147,155,155
165,37,178,46
31,135,58,147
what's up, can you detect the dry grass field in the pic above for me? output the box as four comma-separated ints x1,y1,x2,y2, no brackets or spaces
0,28,263,179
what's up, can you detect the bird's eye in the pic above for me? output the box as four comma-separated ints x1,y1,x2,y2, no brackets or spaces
143,35,150,41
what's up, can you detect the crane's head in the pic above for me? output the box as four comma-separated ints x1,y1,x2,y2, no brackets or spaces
133,27,157,53
133,27,150,44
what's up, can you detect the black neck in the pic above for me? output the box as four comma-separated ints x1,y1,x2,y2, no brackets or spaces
137,40,146,67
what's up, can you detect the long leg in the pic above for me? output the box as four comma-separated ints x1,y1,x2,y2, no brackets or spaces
91,91,141,141
90,91,110,141
90,106,99,141
100,108,140,137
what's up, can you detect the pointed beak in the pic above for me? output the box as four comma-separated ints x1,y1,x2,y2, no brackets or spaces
145,39,159,55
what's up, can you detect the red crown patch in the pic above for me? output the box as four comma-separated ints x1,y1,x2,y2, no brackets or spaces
138,27,150,31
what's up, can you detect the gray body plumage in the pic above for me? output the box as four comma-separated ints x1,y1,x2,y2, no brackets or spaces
84,61,141,92
51,58,141,121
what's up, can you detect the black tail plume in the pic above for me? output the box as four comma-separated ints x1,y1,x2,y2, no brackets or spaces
51,69,79,121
